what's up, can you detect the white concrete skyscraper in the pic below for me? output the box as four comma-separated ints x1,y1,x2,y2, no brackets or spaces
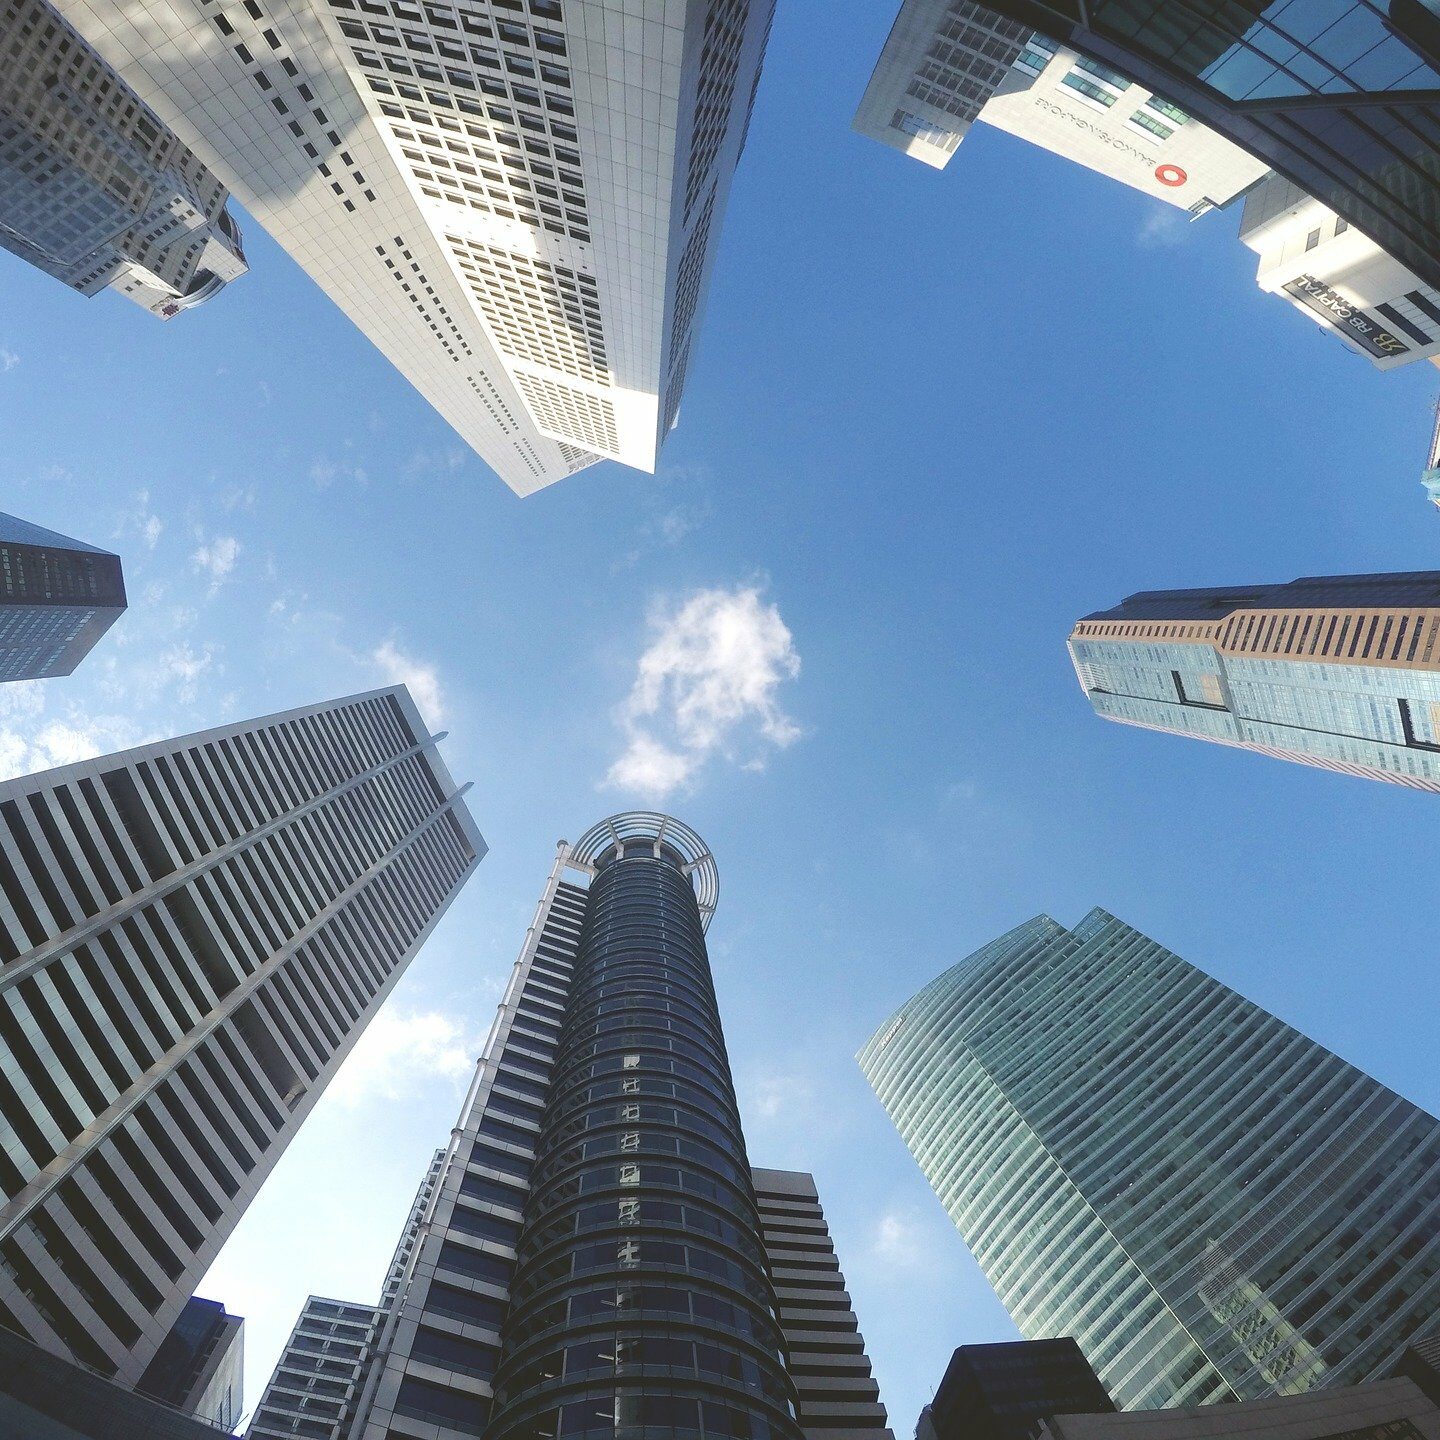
0,687,484,1393
53,0,775,495
0,0,247,318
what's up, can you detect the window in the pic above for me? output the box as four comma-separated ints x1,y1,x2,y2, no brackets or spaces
1061,70,1120,107
1306,228,1321,251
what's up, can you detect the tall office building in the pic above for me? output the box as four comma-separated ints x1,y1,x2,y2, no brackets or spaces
1240,171,1440,371
1068,572,1440,792
940,0,1440,291
854,2,1266,217
136,1295,245,1431
0,686,484,1392
0,0,246,317
344,812,889,1440
246,1150,446,1440
752,1168,892,1440
859,909,1440,1410
55,1,774,495
248,1297,381,1440
0,512,126,682
921,1340,1114,1440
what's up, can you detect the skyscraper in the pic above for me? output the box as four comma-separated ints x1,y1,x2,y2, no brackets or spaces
0,512,126,682
941,0,1440,291
54,0,775,495
1068,572,1440,792
1239,171,1440,370
854,2,1266,217
340,812,889,1440
751,1168,892,1440
246,1297,381,1440
859,909,1440,1410
0,0,246,318
136,1295,245,1431
0,686,484,1392
246,1150,445,1440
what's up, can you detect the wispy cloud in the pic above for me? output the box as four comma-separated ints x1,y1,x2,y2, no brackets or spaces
871,1208,928,1270
1137,206,1189,251
372,639,446,726
0,682,146,782
191,534,241,594
604,584,802,800
327,1008,478,1108
310,457,368,489
1,348,18,372
746,1068,815,1124
116,489,164,550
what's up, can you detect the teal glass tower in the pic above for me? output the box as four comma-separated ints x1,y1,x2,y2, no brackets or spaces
859,910,1440,1411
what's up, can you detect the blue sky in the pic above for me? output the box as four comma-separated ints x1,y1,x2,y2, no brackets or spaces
3,0,1440,1432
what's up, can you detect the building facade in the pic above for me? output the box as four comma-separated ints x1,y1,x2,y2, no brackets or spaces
0,686,484,1391
859,908,1440,1410
136,1295,245,1430
1040,1374,1440,1440
855,2,1266,216
247,1150,447,1440
0,1322,249,1440
955,0,1440,291
0,512,126,682
924,1340,1114,1440
343,813,889,1440
752,1167,892,1440
0,0,246,318
1425,402,1440,510
247,1297,380,1440
1240,171,1440,370
1068,571,1440,792
54,0,774,495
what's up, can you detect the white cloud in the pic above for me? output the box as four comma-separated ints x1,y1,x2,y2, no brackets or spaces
604,585,802,800
221,484,258,512
1137,207,1189,251
1,348,18,372
117,489,164,550
372,639,446,726
310,458,368,489
872,1209,927,1270
191,534,241,593
747,1069,815,1123
326,1008,477,1108
0,683,145,782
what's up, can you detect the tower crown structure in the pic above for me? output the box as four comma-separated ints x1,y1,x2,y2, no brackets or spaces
568,811,719,929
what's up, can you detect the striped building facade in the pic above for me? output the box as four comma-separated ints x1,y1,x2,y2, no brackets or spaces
0,686,484,1390
751,1168,892,1440
1070,572,1440,792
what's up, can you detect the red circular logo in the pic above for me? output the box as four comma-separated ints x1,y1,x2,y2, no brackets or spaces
1155,163,1188,187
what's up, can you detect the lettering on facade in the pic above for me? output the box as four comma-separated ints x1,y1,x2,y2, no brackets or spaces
875,1015,907,1050
1283,274,1410,359
1032,97,1152,169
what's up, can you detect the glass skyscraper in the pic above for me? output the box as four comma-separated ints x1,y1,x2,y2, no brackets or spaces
0,512,126,682
859,909,1440,1411
1069,571,1440,792
334,813,890,1440
967,0,1440,290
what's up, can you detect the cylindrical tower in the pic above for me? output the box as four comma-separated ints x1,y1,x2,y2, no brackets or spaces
487,814,801,1440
